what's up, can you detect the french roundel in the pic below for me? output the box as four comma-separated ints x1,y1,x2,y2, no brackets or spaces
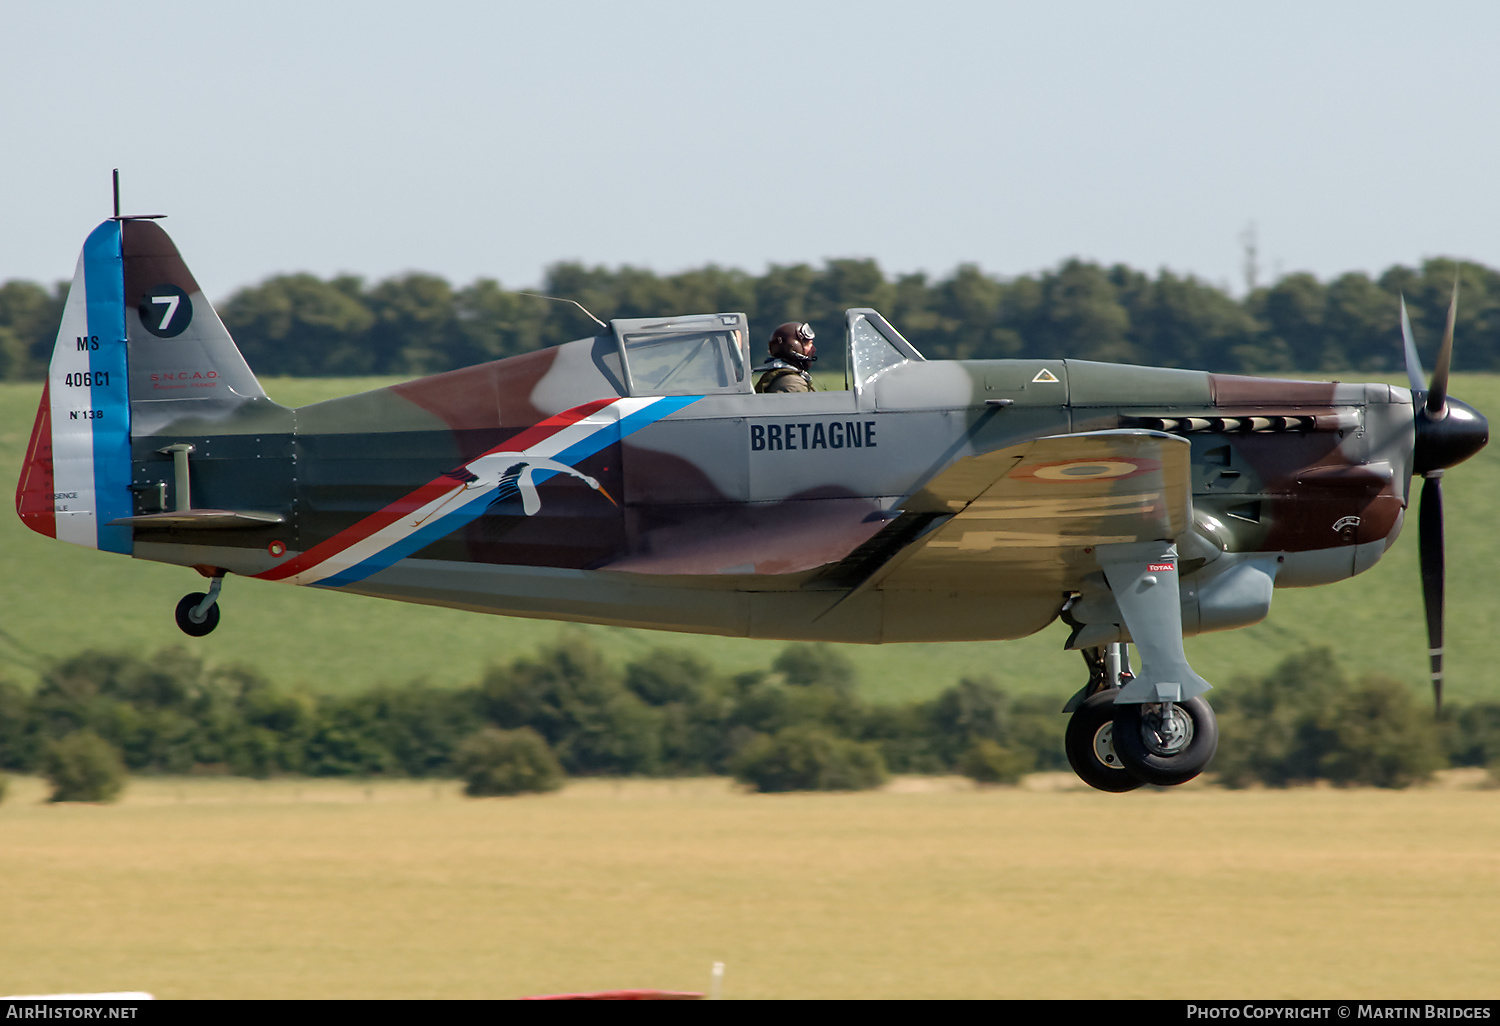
1015,457,1161,482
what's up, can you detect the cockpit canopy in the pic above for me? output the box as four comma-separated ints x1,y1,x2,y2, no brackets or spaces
611,313,751,396
609,309,923,398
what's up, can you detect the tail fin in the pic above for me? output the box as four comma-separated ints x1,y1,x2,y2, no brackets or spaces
119,218,267,431
16,217,268,551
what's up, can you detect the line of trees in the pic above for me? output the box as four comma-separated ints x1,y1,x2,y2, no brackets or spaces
3,256,1498,382
1,639,1495,800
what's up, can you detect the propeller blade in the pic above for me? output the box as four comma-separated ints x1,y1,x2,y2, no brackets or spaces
1400,296,1427,394
1418,473,1446,713
1426,278,1458,417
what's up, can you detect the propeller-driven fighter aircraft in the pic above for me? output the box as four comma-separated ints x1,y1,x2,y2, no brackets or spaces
15,212,1489,791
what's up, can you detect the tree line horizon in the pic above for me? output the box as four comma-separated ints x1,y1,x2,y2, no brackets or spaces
2,254,1497,382
4,639,1494,797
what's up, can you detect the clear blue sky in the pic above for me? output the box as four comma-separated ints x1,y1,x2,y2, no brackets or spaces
4,1,1497,301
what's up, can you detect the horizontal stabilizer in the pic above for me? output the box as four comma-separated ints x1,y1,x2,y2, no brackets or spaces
109,509,286,530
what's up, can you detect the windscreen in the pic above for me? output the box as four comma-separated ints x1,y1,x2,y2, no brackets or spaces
850,314,909,387
623,330,746,395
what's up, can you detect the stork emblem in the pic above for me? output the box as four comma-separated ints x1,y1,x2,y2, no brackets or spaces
415,455,618,526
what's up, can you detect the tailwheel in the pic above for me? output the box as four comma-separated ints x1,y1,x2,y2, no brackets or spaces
1064,688,1142,793
1111,697,1218,786
175,591,221,637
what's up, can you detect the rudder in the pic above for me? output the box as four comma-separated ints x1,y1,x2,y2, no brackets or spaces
16,220,132,552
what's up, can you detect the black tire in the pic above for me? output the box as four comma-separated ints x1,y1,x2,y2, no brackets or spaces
1064,689,1143,793
1112,696,1218,786
175,592,221,637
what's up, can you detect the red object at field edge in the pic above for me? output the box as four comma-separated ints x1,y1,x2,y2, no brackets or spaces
521,990,704,1000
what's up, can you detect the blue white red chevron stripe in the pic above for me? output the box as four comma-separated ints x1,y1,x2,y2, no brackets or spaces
255,394,699,587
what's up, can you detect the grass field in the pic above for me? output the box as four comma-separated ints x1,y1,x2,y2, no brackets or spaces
2,375,1498,706
0,775,1496,999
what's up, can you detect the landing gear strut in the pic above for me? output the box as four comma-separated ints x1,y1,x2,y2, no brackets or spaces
175,575,223,637
1061,542,1220,792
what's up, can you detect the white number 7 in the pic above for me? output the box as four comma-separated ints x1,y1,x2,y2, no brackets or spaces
151,295,180,330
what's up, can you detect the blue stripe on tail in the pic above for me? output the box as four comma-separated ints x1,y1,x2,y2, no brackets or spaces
82,221,132,555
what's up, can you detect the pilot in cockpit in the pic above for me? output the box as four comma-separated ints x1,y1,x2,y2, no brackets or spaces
754,321,817,393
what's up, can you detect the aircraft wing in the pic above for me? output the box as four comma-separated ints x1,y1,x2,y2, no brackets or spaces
851,429,1193,593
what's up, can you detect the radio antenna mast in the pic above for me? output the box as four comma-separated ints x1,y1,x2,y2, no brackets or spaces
108,170,166,221
515,292,608,331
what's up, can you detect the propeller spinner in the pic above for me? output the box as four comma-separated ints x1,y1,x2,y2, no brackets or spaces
1400,285,1489,712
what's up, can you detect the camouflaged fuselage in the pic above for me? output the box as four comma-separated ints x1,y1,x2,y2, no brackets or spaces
15,218,1419,647
118,334,1414,644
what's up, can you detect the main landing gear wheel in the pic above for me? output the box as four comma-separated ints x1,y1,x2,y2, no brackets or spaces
1111,696,1218,786
1065,688,1142,793
175,592,221,637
